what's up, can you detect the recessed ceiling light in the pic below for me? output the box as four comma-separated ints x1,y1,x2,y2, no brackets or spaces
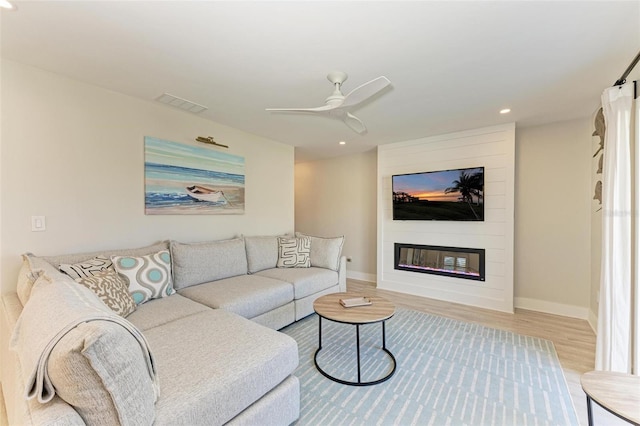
500,108,511,114
0,0,16,10
339,141,346,145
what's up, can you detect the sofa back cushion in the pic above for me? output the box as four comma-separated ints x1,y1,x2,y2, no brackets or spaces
17,242,168,307
42,241,169,270
244,235,280,274
295,233,345,271
171,238,248,290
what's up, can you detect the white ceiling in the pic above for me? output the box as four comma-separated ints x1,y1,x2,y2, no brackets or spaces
2,1,639,162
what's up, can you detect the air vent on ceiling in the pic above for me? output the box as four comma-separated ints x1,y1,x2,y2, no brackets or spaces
155,93,208,114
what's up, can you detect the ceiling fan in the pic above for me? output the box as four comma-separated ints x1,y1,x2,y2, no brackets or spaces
266,71,391,134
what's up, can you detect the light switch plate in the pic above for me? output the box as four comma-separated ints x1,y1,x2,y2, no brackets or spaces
31,216,46,232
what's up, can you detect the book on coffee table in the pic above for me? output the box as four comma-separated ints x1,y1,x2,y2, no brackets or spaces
339,297,372,308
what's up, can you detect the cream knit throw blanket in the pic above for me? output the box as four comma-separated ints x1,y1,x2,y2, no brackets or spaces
10,274,159,403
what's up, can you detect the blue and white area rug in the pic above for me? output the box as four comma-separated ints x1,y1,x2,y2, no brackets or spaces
281,308,578,426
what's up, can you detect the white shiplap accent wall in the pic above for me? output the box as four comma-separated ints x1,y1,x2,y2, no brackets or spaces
377,124,515,313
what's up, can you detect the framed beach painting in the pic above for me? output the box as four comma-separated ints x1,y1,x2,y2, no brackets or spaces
144,136,245,215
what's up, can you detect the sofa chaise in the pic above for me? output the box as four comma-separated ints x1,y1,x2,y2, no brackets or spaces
0,234,346,425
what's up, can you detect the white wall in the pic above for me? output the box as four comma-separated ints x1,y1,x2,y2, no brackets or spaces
0,61,294,293
515,118,592,319
377,124,516,313
295,150,377,282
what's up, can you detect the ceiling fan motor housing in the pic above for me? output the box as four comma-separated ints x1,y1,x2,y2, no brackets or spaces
325,71,348,104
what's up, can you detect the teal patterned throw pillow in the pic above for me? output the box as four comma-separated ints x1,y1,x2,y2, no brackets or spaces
112,250,175,305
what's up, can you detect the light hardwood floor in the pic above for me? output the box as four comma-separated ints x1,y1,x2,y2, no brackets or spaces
347,279,596,426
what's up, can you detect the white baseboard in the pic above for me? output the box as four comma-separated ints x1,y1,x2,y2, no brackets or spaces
514,297,589,320
343,279,595,323
346,271,376,283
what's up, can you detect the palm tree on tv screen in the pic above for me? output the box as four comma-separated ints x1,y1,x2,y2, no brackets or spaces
444,170,483,219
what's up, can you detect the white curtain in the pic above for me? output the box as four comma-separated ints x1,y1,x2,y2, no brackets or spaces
596,82,638,374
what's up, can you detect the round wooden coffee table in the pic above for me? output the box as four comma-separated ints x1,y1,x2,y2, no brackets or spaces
581,371,640,425
313,292,396,386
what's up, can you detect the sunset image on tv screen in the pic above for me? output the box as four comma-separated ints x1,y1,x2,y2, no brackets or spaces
392,167,484,221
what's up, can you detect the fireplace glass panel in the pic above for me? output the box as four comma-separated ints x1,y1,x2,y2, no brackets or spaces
394,243,485,281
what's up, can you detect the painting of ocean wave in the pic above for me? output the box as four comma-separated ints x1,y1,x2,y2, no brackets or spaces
144,136,245,215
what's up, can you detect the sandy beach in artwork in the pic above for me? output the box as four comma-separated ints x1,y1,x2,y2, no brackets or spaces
145,186,245,215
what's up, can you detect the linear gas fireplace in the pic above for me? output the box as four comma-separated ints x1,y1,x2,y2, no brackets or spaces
394,243,485,281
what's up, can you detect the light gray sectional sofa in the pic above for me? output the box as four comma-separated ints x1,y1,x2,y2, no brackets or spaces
0,235,346,425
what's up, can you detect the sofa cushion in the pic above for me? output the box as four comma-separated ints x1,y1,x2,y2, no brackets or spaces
144,309,298,426
296,233,345,271
276,236,310,268
75,269,137,317
59,256,112,279
244,235,279,274
255,267,339,299
42,241,169,269
228,375,300,426
112,250,176,305
171,238,248,290
127,294,210,332
48,321,157,426
178,275,293,319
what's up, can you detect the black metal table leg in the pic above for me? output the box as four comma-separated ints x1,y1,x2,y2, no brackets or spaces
314,317,396,386
382,320,386,349
356,324,361,383
586,395,593,426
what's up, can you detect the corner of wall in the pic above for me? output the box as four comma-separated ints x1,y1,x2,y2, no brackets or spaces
514,297,589,320
346,271,377,283
588,308,598,334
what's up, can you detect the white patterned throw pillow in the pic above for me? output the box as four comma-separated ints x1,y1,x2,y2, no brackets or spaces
59,256,113,279
112,250,175,305
277,236,311,268
75,269,137,317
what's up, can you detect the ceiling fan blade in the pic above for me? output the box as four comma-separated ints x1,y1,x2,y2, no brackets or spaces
340,76,391,109
343,112,367,134
265,104,336,113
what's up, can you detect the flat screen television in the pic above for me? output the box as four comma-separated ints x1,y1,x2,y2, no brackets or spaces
392,167,484,221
